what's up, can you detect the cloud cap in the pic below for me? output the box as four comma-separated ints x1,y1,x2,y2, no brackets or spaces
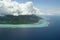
0,0,40,16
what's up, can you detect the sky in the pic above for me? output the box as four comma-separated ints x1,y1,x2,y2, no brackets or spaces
15,0,60,15
0,0,60,16
0,0,41,16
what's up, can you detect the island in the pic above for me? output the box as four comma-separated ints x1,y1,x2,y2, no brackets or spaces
0,15,42,24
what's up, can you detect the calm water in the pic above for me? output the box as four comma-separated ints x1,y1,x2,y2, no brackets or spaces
0,15,60,40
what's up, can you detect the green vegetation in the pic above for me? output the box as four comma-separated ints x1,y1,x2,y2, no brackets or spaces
0,15,42,24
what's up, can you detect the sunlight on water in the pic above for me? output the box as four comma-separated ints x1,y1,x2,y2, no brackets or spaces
0,19,49,28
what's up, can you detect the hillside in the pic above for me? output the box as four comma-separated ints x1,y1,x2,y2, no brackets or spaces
0,15,42,24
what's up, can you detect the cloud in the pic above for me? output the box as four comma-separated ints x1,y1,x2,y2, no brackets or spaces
47,10,60,15
0,0,40,16
38,9,60,15
1,0,59,16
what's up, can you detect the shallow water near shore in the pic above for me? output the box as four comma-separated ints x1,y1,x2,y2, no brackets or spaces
0,19,49,28
0,16,60,40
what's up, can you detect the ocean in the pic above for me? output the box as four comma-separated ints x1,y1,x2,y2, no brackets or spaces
0,15,60,40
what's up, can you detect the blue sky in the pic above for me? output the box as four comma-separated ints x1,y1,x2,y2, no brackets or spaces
15,0,60,10
0,0,60,16
15,0,60,15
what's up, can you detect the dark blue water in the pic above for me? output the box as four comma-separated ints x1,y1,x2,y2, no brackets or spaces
0,15,60,40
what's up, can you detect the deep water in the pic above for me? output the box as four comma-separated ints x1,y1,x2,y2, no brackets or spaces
0,15,60,40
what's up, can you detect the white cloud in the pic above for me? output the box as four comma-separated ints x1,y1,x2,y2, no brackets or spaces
47,10,60,15
0,0,59,16
38,9,60,15
0,0,40,16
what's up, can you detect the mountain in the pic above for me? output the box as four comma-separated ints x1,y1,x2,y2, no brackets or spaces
0,15,42,24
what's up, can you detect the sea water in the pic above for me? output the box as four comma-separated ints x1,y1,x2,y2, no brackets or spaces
0,16,60,40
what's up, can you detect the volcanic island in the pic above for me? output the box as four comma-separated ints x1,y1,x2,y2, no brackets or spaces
0,15,42,24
